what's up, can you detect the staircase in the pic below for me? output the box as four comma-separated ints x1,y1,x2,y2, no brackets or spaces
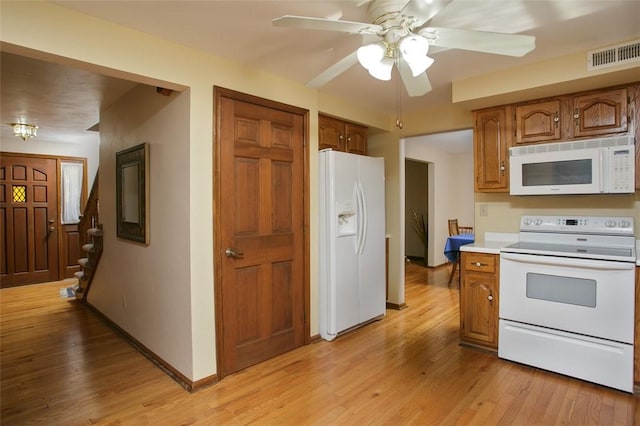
73,173,102,301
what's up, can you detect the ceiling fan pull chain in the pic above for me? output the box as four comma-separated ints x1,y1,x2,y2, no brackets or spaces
396,62,403,129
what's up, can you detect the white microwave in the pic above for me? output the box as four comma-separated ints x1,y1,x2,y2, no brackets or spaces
509,135,635,195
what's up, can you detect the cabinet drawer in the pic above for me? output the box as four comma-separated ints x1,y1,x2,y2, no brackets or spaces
462,252,496,273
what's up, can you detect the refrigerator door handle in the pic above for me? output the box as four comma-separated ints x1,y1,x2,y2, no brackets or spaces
356,181,367,255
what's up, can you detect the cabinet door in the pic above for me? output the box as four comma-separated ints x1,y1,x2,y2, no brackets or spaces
345,123,367,155
319,115,345,151
572,87,628,138
473,107,510,192
460,270,498,348
514,99,561,144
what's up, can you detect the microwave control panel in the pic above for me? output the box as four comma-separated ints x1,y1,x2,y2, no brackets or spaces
606,146,635,193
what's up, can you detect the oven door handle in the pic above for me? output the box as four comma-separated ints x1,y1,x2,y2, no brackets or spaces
500,253,635,271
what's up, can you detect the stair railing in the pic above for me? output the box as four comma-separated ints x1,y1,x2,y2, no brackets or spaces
76,172,102,300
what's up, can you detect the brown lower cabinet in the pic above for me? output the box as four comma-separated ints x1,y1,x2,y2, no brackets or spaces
459,251,499,351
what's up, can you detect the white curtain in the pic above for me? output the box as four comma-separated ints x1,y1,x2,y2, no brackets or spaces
61,162,83,224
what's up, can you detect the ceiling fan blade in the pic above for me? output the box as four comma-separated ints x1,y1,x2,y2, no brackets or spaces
306,51,359,88
401,0,453,27
273,15,382,34
398,60,432,97
424,27,536,57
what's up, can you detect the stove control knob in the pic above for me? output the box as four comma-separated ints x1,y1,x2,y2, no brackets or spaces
618,220,629,228
534,219,543,226
605,220,615,227
523,218,532,226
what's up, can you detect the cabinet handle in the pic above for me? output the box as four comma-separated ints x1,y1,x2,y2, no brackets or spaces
488,295,494,301
500,161,505,174
573,109,580,123
474,262,487,267
339,133,344,140
553,112,559,127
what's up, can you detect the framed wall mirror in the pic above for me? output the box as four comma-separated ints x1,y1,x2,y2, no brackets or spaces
116,143,149,244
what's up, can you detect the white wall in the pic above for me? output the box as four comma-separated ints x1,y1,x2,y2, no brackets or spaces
404,134,474,267
0,135,100,189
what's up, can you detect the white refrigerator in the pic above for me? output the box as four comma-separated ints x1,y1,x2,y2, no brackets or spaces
319,149,386,341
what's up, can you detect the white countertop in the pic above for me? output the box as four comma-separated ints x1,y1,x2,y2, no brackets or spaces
462,234,640,266
460,232,519,255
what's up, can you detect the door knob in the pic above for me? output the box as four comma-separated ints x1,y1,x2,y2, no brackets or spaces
225,248,244,258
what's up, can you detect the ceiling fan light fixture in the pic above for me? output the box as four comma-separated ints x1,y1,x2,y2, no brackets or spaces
11,122,38,141
356,43,386,70
399,35,433,76
368,57,394,81
399,35,430,58
406,55,435,77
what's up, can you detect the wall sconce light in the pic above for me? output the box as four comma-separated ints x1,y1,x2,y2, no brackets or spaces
12,123,38,141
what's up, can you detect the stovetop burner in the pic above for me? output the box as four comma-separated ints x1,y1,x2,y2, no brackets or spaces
501,215,636,262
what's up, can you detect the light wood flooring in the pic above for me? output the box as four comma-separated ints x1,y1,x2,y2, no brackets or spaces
2,263,639,425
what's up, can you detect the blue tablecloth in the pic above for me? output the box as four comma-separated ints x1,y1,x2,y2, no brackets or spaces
444,234,475,263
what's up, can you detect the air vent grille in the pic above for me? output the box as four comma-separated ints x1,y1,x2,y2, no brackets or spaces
510,135,635,156
587,39,640,71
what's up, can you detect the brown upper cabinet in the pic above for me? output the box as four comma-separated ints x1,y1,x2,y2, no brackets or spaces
473,106,511,192
513,87,628,145
474,83,639,193
319,115,367,155
514,99,562,144
571,87,628,138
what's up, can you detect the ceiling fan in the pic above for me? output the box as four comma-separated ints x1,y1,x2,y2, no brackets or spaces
273,0,536,97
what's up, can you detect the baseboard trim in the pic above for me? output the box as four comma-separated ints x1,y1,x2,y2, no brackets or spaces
309,333,322,343
386,301,407,310
85,302,217,392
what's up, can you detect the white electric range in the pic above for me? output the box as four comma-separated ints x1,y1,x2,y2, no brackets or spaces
498,215,636,392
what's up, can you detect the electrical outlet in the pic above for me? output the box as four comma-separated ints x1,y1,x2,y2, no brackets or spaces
479,204,488,217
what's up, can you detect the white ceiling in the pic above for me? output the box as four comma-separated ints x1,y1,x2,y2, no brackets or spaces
1,0,639,146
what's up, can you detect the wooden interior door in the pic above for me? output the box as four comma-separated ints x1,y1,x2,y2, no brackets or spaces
215,88,306,377
1,155,59,287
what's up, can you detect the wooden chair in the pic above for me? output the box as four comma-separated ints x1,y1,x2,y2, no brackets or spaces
448,219,459,236
448,219,473,236
447,219,474,285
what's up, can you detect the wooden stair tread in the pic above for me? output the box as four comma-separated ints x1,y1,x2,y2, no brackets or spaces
88,228,104,237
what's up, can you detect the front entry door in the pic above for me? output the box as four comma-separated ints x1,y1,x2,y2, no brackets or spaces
215,88,306,377
1,155,59,287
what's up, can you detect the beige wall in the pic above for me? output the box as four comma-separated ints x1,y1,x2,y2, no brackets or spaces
368,105,472,306
474,192,640,240
91,84,193,376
